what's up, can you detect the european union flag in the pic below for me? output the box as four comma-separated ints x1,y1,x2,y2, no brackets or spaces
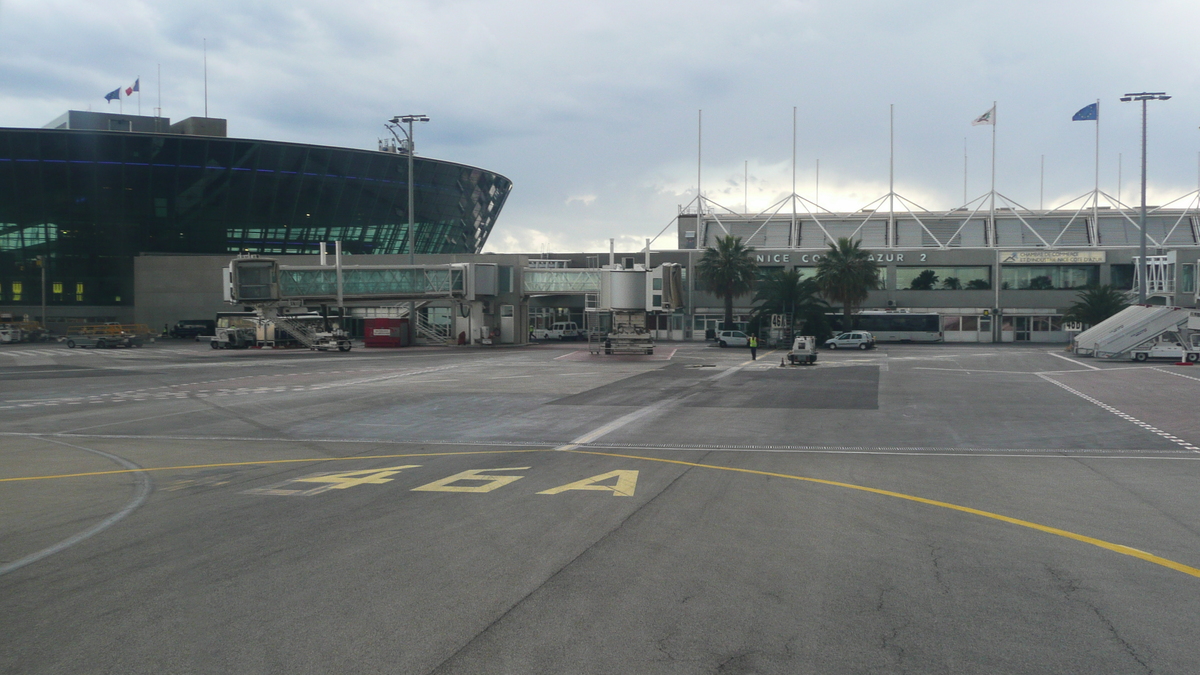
104,88,120,103
1072,102,1098,121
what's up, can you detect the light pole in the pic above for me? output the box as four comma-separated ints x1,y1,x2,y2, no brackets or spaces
38,255,46,335
389,114,429,345
1120,92,1170,304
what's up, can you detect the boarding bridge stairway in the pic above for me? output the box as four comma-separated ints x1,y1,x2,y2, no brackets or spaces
415,310,451,345
1073,305,1195,358
271,315,322,349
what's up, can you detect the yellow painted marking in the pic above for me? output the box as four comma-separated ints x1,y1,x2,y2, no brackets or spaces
565,449,1200,580
0,449,547,483
411,467,530,493
292,465,420,489
537,470,639,496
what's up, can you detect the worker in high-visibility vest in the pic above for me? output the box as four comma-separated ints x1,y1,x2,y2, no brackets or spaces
749,334,758,360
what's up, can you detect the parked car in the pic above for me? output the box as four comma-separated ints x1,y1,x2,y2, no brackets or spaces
715,330,750,348
171,319,216,340
824,331,876,350
530,321,583,341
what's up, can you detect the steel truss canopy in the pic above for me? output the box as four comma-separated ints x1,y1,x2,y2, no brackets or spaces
682,193,1200,250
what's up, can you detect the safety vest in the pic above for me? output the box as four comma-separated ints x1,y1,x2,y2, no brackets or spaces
749,336,758,347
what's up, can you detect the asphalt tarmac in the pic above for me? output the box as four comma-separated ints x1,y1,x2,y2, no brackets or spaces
1,339,1198,674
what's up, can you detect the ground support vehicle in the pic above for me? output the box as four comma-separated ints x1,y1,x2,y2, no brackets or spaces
785,336,819,365
601,329,654,355
1128,331,1200,362
211,324,257,349
586,310,654,355
65,324,147,349
1,321,49,343
1074,306,1200,360
65,333,143,349
715,330,751,348
825,331,876,350
530,321,583,341
171,319,216,340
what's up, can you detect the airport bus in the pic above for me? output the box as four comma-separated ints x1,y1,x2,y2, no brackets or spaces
829,312,942,343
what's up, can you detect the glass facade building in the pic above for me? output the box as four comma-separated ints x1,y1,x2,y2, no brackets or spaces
0,123,511,309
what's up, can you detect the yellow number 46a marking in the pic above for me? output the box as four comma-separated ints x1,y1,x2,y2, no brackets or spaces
293,465,421,489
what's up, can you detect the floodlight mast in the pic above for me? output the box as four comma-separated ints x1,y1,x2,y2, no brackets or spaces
1119,93,1169,304
388,114,430,345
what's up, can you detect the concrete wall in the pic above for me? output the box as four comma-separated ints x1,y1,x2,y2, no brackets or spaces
134,254,239,333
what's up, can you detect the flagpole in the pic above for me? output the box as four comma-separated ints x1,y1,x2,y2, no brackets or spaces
888,103,894,248
1093,98,1099,241
990,101,996,246
791,106,797,246
1040,155,1044,211
204,38,209,118
963,138,968,206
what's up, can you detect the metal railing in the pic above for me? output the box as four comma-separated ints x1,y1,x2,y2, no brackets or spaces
270,316,321,349
416,311,451,344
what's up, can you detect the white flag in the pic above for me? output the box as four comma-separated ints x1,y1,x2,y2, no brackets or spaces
972,106,995,126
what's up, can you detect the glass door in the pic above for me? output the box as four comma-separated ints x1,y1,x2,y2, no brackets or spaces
1015,316,1031,341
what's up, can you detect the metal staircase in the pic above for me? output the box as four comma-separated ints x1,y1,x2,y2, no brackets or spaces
271,315,322,349
415,309,451,345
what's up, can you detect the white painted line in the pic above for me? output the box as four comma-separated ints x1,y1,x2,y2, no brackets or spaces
0,438,151,577
1036,373,1200,453
1046,351,1101,370
1153,367,1200,383
553,358,758,450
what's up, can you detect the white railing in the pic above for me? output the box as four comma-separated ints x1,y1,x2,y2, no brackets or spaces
416,311,451,344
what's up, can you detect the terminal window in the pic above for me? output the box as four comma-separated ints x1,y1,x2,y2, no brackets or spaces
1001,265,1098,290
896,266,990,290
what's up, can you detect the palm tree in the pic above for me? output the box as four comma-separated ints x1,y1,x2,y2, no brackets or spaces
814,237,881,330
1064,285,1129,327
696,235,757,330
751,270,831,341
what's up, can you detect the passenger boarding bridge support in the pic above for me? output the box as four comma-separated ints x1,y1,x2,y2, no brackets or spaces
523,263,684,352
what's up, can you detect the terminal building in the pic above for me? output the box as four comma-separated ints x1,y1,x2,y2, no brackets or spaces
3,109,1197,344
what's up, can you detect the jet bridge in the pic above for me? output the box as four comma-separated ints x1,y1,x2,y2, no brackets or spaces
222,257,498,349
227,257,493,305
522,263,683,355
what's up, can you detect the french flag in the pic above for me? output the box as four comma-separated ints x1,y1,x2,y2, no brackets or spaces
125,78,139,97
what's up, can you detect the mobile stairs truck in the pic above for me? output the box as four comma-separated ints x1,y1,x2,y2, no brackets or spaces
1072,305,1200,362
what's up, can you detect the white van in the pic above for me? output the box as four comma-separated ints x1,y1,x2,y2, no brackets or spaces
530,321,583,341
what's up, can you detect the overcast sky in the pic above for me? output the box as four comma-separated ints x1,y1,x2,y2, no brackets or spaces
3,0,1199,253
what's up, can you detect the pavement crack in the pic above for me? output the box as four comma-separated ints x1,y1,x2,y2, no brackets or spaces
424,451,712,675
1045,564,1153,674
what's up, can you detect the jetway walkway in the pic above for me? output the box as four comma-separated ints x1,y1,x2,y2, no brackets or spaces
228,258,494,304
224,257,498,349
